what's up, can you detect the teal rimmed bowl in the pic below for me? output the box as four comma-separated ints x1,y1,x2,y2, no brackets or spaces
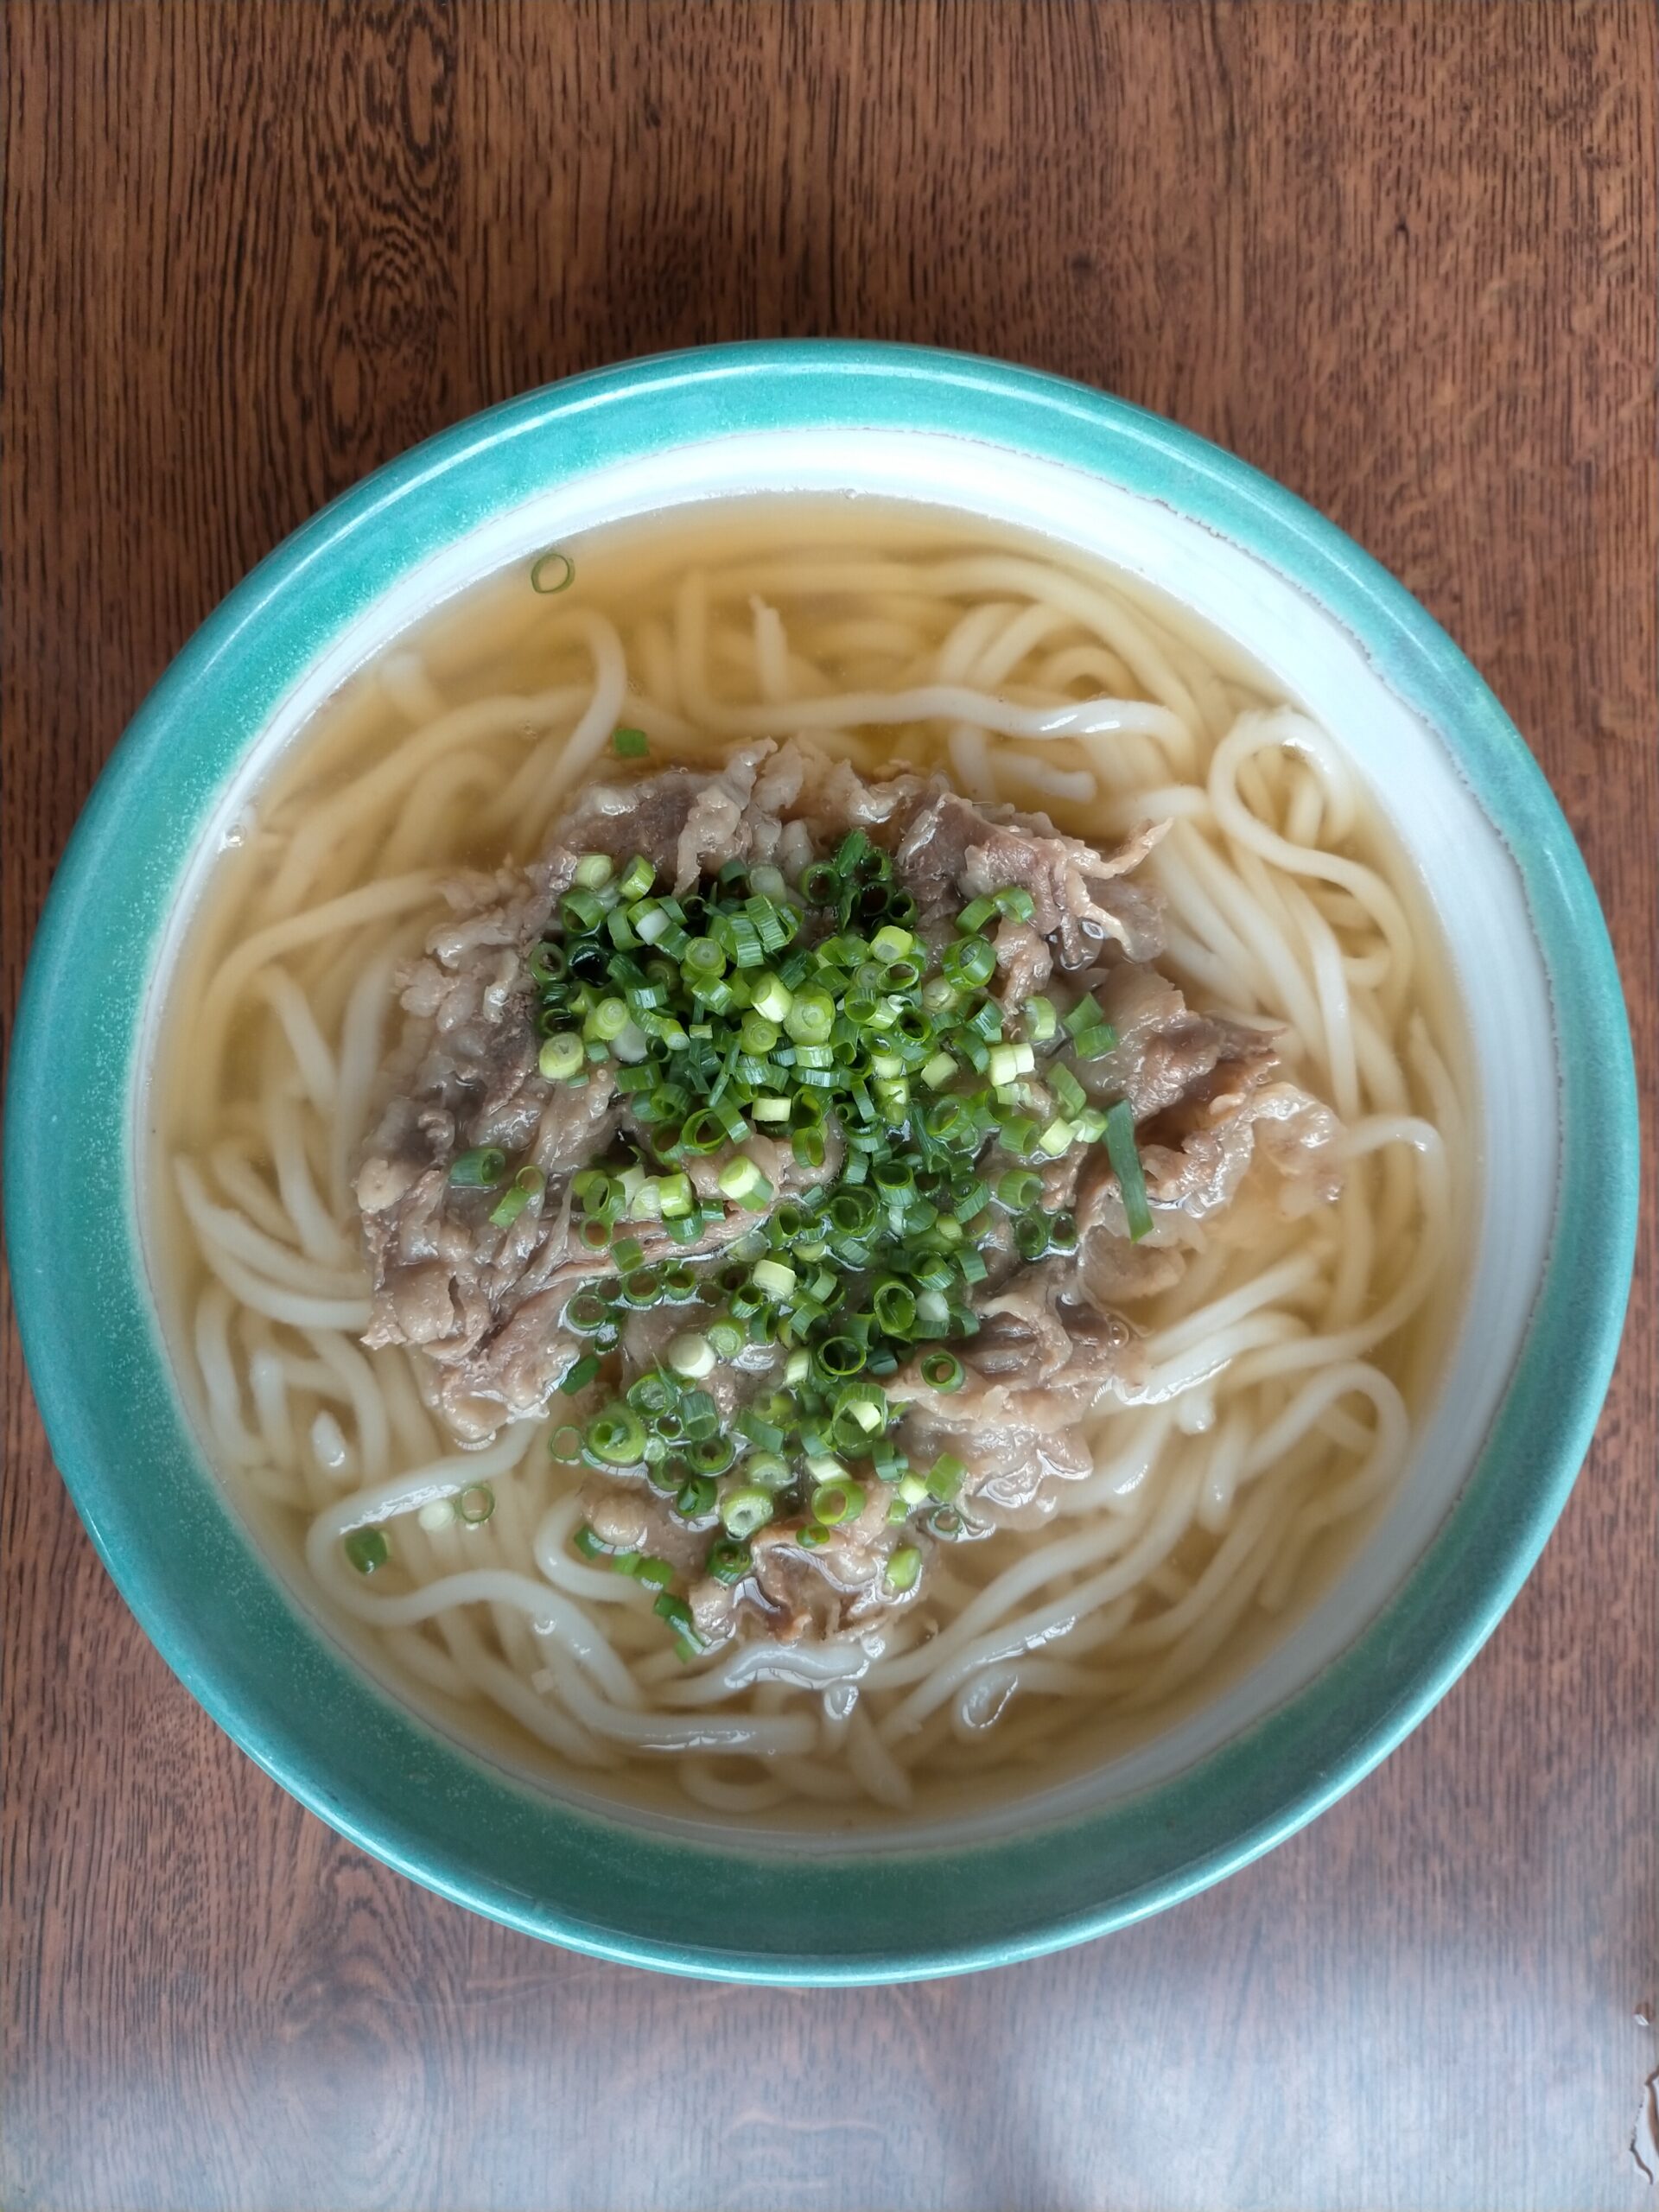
6,342,1637,1981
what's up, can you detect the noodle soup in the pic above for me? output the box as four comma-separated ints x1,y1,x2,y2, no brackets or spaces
145,498,1467,1824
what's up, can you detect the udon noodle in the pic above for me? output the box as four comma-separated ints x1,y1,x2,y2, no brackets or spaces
149,500,1465,1820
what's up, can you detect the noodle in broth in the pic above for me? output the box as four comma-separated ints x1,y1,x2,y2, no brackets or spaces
148,499,1465,1821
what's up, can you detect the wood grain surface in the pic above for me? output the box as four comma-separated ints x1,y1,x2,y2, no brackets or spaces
3,4,1656,2207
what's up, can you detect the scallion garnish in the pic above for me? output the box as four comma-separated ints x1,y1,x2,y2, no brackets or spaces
530,549,575,594
344,1526,389,1575
449,1146,507,1188
884,1544,923,1593
611,726,649,760
811,1476,866,1526
919,1349,965,1393
718,1485,775,1540
539,1033,584,1081
489,1165,545,1227
653,1591,706,1658
1103,1096,1153,1241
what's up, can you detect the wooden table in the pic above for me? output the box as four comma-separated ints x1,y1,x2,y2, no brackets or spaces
4,5,1655,2205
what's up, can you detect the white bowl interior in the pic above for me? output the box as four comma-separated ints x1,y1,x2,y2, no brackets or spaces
161,429,1556,1845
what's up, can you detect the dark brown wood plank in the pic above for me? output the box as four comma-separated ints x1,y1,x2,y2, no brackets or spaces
3,3,1655,2205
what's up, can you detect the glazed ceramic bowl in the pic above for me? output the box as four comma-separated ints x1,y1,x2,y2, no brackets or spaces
7,342,1637,1981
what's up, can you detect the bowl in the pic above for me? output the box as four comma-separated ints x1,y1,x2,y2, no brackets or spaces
7,341,1637,1982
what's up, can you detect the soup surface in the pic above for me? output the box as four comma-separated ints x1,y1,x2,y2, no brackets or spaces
147,498,1467,1825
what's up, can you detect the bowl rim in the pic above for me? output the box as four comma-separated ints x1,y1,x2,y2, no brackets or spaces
5,339,1638,1983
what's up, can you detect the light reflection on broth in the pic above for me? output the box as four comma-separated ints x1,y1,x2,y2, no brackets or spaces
145,498,1468,1827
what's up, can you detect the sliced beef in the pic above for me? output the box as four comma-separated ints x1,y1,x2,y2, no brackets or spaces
800,753,937,842
1065,1150,1190,1304
992,917,1052,1006
739,1485,916,1643
580,1478,711,1577
356,740,880,1440
1141,1071,1343,1220
616,1297,783,1424
897,791,1167,964
1077,963,1278,1122
1066,963,1338,1234
533,744,775,898
891,1264,1147,1520
355,861,625,1435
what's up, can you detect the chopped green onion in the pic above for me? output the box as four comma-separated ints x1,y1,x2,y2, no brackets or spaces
1015,1211,1051,1262
707,1539,753,1586
456,1483,495,1526
538,1033,584,1082
718,1154,774,1208
572,1523,607,1561
785,987,836,1045
449,1147,507,1188
1104,1096,1154,1241
748,971,793,1023
997,1167,1043,1210
813,1333,865,1381
653,1591,706,1656
811,1477,866,1526
719,1485,776,1540
752,1258,797,1301
919,1349,965,1392
689,1433,737,1475
611,726,649,759
835,1378,888,1432
1023,995,1058,1041
489,1165,545,1227
869,924,915,961
586,1407,647,1464
927,1452,966,1503
666,1331,715,1378
1050,1063,1088,1116
574,853,613,890
531,549,575,594
675,1474,718,1520
884,1544,923,1593
953,936,1001,986
344,1526,388,1575
683,934,727,979
561,1353,601,1395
